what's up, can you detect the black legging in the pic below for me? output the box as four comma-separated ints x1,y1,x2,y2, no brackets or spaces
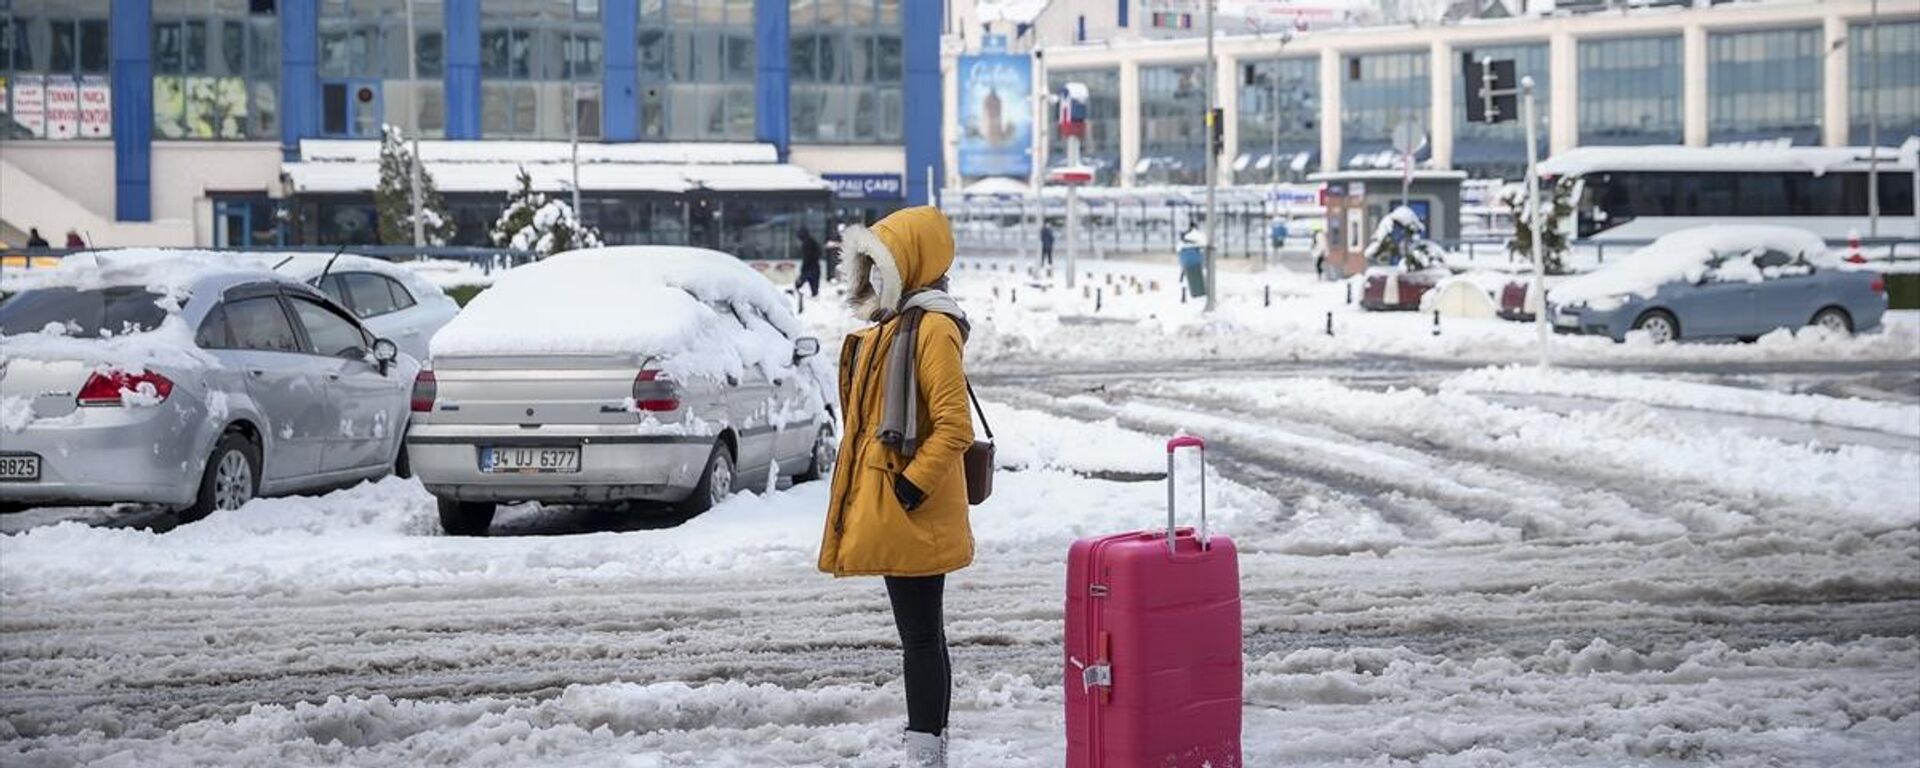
885,574,950,735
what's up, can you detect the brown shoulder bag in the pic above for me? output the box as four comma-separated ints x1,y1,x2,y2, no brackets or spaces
964,380,995,505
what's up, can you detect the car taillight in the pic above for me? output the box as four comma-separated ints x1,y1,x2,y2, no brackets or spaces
76,369,173,407
1870,275,1886,295
411,369,437,413
632,370,680,412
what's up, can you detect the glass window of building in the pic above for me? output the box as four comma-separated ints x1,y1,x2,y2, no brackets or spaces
1849,19,1920,145
1341,50,1428,168
638,0,753,141
790,0,904,144
1708,27,1821,145
0,0,111,140
1046,67,1120,184
1236,56,1318,183
1577,35,1682,146
1138,62,1208,185
318,0,446,138
482,0,600,140
1452,43,1546,181
152,0,279,140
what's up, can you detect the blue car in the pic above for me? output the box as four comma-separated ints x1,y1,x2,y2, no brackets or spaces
1548,226,1888,344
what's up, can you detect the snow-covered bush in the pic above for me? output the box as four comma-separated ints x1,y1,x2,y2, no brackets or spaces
490,167,604,257
1365,205,1447,270
375,124,457,246
1502,176,1573,275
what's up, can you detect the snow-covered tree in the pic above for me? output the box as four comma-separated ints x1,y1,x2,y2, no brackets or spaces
489,166,603,257
375,124,456,246
1502,176,1573,275
1365,205,1447,270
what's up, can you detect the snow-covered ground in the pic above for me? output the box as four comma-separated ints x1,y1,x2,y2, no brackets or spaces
4,253,1918,766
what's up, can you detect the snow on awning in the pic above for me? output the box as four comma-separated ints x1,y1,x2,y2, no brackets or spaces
283,139,830,195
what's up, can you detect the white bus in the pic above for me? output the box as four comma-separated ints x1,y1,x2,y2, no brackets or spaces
1538,145,1918,241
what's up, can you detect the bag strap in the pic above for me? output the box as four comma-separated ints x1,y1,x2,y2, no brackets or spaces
965,378,994,442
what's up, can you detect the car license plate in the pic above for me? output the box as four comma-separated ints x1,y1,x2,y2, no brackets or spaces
1553,313,1580,328
0,454,41,481
481,446,580,474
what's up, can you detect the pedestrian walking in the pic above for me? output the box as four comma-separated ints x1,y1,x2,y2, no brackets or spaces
797,227,823,298
24,227,49,248
819,206,975,768
1039,223,1054,267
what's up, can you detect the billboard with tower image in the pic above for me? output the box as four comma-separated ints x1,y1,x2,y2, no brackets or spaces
957,53,1034,178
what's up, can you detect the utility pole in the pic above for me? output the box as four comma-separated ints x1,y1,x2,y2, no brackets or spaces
1868,0,1880,238
570,79,581,218
1203,0,1218,313
1522,75,1548,367
406,0,424,247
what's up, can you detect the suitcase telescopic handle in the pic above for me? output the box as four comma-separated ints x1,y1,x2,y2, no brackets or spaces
1165,435,1209,554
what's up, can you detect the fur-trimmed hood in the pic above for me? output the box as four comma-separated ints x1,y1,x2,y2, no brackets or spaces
844,206,957,321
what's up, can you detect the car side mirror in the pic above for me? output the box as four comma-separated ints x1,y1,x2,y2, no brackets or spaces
793,337,821,362
372,337,399,375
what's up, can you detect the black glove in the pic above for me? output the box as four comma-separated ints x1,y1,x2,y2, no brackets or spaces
893,476,925,511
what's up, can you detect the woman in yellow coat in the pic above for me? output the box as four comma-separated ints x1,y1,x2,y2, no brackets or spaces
819,206,975,767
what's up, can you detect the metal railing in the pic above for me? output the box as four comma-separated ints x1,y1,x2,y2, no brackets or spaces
1,245,539,274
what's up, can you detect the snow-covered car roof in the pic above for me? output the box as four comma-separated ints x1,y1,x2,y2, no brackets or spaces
429,247,804,382
0,251,314,370
264,252,456,307
1551,226,1832,309
0,249,296,298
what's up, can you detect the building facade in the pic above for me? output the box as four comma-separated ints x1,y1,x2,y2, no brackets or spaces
955,0,1919,188
0,0,943,248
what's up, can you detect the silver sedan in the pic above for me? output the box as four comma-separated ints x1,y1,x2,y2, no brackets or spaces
0,264,416,520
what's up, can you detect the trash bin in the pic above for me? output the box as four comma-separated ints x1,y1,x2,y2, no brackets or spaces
1178,243,1207,298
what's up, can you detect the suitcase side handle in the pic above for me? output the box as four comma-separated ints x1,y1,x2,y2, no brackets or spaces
1165,435,1210,554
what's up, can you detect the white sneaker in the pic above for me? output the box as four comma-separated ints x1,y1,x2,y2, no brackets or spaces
903,729,948,768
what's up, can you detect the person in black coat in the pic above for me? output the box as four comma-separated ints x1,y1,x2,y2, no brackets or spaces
1039,224,1054,267
797,227,823,298
25,228,49,248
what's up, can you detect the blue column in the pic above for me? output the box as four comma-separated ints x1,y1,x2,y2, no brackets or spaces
444,0,482,139
903,0,943,206
279,0,319,159
754,0,790,157
110,0,151,222
602,0,637,141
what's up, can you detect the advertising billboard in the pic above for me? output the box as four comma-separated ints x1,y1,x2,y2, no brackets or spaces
957,53,1033,179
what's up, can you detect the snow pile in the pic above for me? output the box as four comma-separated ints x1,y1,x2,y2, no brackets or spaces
1552,225,1831,310
429,247,809,383
1447,365,1920,439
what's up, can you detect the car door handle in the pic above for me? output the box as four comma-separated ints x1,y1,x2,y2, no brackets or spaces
727,375,739,387
327,373,341,381
250,369,265,377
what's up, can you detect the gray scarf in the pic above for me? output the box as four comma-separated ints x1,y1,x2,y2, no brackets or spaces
876,289,968,457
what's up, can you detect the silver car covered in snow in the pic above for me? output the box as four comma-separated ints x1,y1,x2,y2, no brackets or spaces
406,246,835,536
0,252,417,519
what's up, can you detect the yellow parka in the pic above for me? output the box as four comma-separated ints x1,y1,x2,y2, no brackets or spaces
818,207,975,577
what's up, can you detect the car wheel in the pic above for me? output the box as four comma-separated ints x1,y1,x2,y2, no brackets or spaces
1810,307,1853,336
1633,310,1679,344
679,441,736,514
794,426,836,483
180,431,261,523
437,498,496,536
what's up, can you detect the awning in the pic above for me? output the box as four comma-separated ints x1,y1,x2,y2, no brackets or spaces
283,139,832,195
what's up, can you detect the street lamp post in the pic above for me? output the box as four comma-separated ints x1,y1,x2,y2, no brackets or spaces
1203,0,1218,312
406,0,423,248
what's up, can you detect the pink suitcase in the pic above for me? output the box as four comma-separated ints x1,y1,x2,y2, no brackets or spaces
1066,435,1242,768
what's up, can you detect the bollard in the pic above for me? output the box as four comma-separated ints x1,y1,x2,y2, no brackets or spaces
1150,279,1159,292
1011,287,1018,304
1096,287,1103,313
1264,285,1271,307
1083,285,1091,299
1181,284,1188,304
1345,282,1353,305
797,289,806,315
993,285,1000,299
1326,311,1334,336
1432,310,1441,336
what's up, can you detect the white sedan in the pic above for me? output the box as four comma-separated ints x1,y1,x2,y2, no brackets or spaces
268,254,460,362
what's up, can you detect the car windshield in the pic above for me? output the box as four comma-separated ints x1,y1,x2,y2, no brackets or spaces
0,287,172,338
